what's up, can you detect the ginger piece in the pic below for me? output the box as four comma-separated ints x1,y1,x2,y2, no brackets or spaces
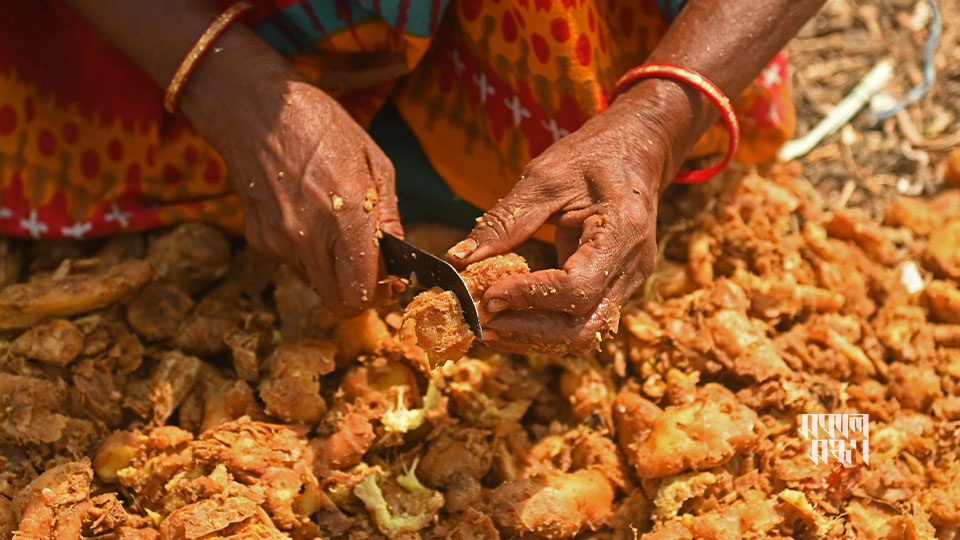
10,319,83,366
146,222,231,294
825,208,899,266
442,354,541,428
460,253,530,324
418,428,493,512
340,359,420,422
0,259,151,330
201,381,267,433
425,508,499,540
640,491,782,540
884,197,943,236
0,372,70,444
402,254,529,366
354,468,444,538
124,351,201,426
83,493,132,537
125,282,194,341
665,369,699,407
381,380,439,435
310,411,376,476
222,245,278,301
273,265,338,341
258,341,336,424
652,472,717,521
614,384,759,478
925,219,960,279
12,460,93,540
156,485,265,540
94,431,146,483
223,329,261,382
490,469,614,538
172,294,241,356
570,431,632,492
192,420,319,528
558,358,617,423
925,280,960,324
846,499,909,540
707,308,792,381
686,231,715,287
888,363,942,412
402,288,474,367
105,418,325,532
0,496,15,539
334,308,393,363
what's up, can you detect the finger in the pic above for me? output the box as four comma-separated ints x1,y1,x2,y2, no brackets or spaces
309,261,362,319
445,177,564,268
483,294,623,355
364,146,404,239
290,230,359,318
482,212,625,315
331,218,381,312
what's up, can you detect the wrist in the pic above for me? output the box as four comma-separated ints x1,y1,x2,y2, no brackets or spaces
609,77,718,190
177,23,302,152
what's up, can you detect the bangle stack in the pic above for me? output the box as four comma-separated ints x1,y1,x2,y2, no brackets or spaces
612,63,740,184
163,1,254,115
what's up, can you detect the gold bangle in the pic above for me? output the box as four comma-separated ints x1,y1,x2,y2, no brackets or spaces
163,1,253,114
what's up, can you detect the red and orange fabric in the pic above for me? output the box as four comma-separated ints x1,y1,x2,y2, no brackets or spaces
0,0,793,240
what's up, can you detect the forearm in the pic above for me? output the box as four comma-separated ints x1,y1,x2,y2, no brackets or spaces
614,0,826,190
61,0,299,149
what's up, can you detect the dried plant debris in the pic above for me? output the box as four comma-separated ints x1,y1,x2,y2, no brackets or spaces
2,162,960,540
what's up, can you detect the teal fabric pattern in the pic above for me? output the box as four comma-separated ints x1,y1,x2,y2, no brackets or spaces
655,0,688,22
255,0,451,54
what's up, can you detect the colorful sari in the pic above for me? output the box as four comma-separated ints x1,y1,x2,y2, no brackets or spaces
0,0,793,240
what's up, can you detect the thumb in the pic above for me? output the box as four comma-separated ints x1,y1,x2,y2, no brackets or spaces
445,186,555,268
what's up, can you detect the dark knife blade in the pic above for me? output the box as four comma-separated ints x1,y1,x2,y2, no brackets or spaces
380,231,482,339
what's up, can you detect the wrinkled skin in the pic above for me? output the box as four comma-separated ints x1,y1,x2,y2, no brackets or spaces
444,86,669,354
218,80,403,318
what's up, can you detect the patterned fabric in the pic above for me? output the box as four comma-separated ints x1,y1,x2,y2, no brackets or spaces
654,0,688,21
0,0,794,240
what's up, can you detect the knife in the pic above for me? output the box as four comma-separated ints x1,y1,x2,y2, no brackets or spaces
380,231,483,339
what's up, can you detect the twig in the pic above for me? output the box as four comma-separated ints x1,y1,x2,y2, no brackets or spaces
779,60,894,161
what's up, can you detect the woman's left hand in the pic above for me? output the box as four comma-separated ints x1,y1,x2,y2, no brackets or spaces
445,79,693,354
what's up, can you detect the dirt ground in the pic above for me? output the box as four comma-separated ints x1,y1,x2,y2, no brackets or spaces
790,0,959,210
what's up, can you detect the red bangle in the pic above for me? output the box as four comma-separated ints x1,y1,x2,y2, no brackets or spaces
611,63,740,184
163,1,254,114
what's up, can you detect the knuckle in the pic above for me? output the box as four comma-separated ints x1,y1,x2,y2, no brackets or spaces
478,206,515,240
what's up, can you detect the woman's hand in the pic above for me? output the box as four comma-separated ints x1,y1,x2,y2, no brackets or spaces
217,80,403,318
62,0,404,318
445,80,691,354
177,26,403,318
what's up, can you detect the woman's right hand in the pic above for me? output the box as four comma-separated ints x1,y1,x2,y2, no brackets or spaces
180,27,403,318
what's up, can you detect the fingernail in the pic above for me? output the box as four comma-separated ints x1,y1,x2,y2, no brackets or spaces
482,329,499,341
486,298,509,313
449,238,478,260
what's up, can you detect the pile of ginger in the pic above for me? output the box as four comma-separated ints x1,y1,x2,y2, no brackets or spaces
2,163,960,540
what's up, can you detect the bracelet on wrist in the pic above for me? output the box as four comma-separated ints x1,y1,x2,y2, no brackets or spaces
163,1,254,115
611,63,740,184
